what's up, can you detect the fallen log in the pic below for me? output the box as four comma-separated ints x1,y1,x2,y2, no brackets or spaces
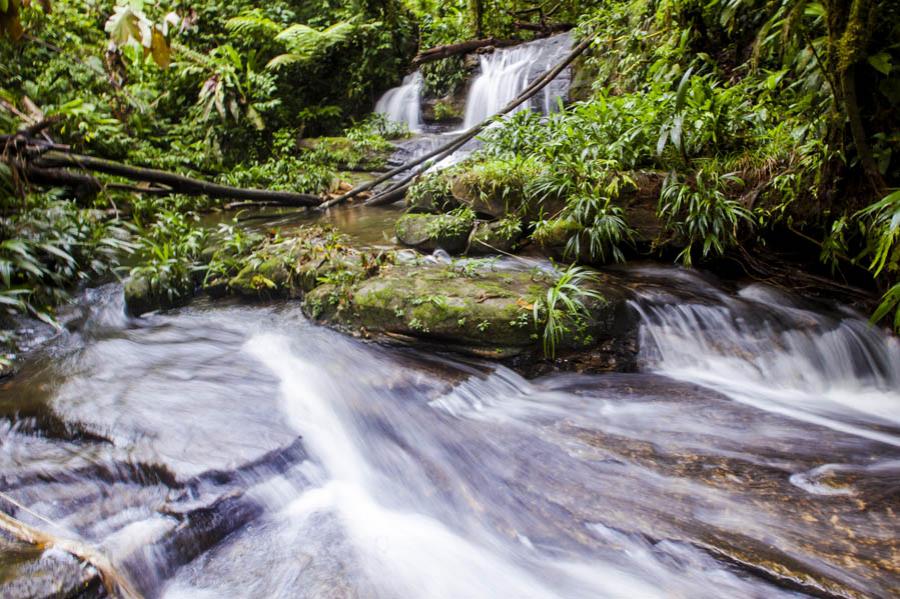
2,135,323,207
513,21,574,34
326,36,593,210
32,150,322,207
412,37,520,66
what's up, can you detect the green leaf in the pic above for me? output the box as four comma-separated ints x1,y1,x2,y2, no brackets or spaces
674,66,694,113
867,52,892,76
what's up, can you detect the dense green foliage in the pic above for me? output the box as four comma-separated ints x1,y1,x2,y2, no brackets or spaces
1,0,898,344
0,0,414,336
428,0,898,326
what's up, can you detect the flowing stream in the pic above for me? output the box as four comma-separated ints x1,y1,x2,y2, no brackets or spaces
1,251,897,597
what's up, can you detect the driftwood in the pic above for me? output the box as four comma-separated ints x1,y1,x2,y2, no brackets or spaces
0,496,142,599
412,38,519,66
1,135,323,207
326,36,593,210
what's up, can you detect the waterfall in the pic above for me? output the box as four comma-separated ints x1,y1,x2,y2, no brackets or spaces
375,72,424,132
463,33,572,129
631,276,900,446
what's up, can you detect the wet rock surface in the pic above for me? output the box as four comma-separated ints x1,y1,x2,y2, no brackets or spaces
307,260,636,358
1,268,899,597
395,211,474,254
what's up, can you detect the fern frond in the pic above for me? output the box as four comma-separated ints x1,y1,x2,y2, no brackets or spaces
225,11,280,36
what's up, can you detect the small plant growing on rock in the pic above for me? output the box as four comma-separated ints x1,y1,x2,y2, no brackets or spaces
533,264,605,358
425,206,476,239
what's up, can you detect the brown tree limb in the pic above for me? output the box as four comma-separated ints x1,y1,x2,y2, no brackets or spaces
29,150,322,207
513,21,574,34
0,495,142,599
412,38,520,66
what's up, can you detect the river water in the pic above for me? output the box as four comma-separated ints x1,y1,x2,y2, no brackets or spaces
1,214,898,597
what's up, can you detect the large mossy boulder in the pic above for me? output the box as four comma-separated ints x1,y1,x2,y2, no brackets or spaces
227,226,369,298
395,210,475,254
405,170,459,214
306,262,634,358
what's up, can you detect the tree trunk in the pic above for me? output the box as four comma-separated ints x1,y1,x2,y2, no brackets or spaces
471,0,484,38
29,150,322,207
839,53,885,195
412,38,519,66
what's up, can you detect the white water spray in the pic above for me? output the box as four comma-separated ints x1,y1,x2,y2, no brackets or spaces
375,72,424,132
634,290,900,446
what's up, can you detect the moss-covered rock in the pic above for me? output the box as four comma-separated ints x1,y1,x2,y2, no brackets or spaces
227,226,367,299
467,218,525,255
395,210,475,254
307,262,634,357
449,157,547,219
406,170,459,214
531,218,588,261
124,274,193,317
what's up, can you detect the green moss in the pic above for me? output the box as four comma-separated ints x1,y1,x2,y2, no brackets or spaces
406,170,458,213
450,157,545,218
227,225,367,298
395,211,474,254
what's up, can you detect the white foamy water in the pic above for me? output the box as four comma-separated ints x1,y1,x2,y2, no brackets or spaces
226,333,798,599
375,72,424,132
463,33,572,128
633,290,900,447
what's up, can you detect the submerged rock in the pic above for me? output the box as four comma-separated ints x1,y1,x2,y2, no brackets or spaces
0,535,103,598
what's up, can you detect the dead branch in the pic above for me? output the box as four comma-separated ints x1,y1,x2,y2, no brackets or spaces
0,136,323,207
412,38,520,66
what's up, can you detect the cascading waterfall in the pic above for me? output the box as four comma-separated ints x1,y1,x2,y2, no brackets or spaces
375,72,424,132
375,33,573,139
463,33,572,128
631,272,900,447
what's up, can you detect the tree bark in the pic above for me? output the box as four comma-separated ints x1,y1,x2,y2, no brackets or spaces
840,64,885,194
29,150,322,207
412,38,519,66
513,21,574,34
